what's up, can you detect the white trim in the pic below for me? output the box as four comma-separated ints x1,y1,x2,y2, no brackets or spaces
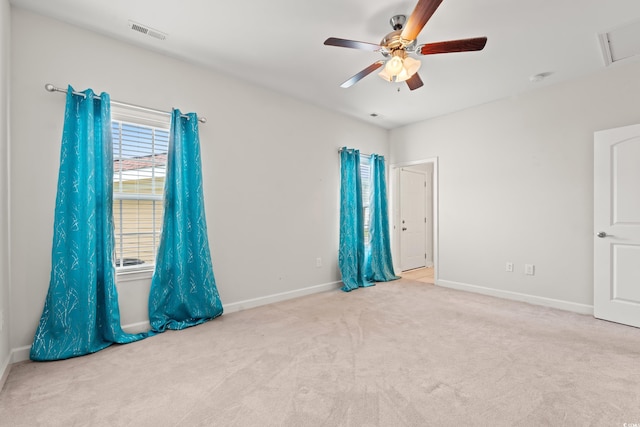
223,281,342,314
598,31,613,67
116,267,154,282
391,158,437,168
122,321,151,334
10,345,30,364
7,281,343,365
8,321,152,363
114,192,163,201
0,353,10,391
437,279,594,315
111,105,171,130
119,281,344,329
399,168,427,271
390,157,439,283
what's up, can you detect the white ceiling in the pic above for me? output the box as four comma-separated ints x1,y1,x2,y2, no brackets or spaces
10,0,640,129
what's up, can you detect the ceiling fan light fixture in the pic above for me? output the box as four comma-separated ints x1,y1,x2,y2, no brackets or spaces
384,55,404,75
404,56,421,76
378,67,393,82
378,55,421,83
394,68,411,83
324,0,487,91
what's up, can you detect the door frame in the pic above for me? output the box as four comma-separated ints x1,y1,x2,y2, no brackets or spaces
594,124,640,327
390,157,439,282
400,168,428,271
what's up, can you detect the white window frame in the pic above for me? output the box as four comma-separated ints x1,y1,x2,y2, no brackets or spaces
360,154,371,245
111,105,170,277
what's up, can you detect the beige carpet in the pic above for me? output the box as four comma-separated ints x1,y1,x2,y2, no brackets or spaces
2,279,640,426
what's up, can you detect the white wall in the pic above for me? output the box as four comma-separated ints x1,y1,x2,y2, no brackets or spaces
9,8,388,357
0,0,11,382
390,60,640,311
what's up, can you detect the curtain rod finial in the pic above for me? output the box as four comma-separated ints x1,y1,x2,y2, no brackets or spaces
44,83,56,92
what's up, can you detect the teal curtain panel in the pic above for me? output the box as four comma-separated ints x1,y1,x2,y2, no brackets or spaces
148,110,223,331
338,148,373,291
365,154,399,282
31,86,147,361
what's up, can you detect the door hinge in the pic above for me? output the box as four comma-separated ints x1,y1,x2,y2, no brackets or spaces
424,217,427,223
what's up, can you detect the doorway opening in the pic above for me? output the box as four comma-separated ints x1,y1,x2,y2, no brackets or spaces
390,158,438,284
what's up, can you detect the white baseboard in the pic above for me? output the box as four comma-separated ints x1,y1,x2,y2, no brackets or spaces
437,279,594,315
10,322,152,364
5,280,592,368
1,353,11,391
10,345,30,364
122,321,151,335
120,282,342,330
8,281,343,365
223,281,342,314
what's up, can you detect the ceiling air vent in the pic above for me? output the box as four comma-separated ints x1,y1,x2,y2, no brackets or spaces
599,20,640,66
128,20,167,41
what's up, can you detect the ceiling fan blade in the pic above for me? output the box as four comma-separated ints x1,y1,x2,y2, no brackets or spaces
400,0,444,42
324,37,382,52
418,37,488,55
340,61,385,88
406,73,424,91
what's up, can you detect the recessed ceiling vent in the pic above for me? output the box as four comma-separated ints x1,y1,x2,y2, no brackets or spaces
599,20,640,66
128,20,167,41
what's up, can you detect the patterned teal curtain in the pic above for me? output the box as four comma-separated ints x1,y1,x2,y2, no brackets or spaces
365,154,399,282
148,110,223,331
339,148,373,291
31,86,147,361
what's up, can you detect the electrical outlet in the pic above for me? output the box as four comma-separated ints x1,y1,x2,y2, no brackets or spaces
316,257,322,268
0,309,3,333
525,264,535,275
505,262,514,272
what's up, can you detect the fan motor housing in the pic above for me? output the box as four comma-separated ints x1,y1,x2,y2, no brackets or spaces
380,30,417,56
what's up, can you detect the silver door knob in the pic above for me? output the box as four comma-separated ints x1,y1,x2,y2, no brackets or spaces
597,231,607,238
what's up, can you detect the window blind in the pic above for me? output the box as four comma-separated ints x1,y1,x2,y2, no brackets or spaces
112,120,169,269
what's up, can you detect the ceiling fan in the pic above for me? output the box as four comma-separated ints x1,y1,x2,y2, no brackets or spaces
324,0,487,91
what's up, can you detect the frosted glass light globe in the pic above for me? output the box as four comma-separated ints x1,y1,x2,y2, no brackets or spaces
384,56,404,76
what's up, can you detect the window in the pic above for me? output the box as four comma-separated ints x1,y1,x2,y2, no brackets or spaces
360,154,371,244
111,107,170,271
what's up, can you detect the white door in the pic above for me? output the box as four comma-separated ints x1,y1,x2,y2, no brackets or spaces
594,124,640,328
400,169,426,271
